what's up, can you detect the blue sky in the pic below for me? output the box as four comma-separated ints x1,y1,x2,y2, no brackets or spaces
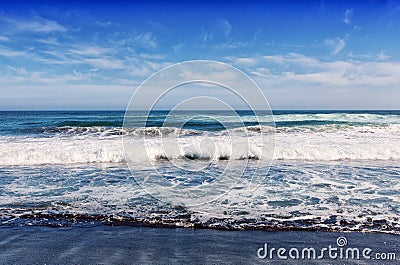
0,0,400,109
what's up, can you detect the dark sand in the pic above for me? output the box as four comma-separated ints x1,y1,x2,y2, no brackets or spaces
0,225,398,264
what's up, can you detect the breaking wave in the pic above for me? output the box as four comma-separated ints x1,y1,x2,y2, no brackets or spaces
0,122,400,166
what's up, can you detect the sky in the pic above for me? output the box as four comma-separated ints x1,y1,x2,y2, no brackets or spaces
0,0,400,110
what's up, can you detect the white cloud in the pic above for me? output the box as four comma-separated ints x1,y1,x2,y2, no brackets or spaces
126,59,171,78
349,51,390,62
6,65,27,76
348,52,371,59
225,56,258,66
35,37,61,46
377,51,390,61
129,65,153,77
139,53,165,60
95,20,117,27
0,15,67,34
325,38,346,55
224,53,400,109
84,57,125,70
0,45,30,57
343,8,353,25
68,45,111,56
264,53,320,66
249,67,271,78
226,53,400,87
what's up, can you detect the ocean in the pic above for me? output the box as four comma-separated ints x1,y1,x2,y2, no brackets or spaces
0,110,399,234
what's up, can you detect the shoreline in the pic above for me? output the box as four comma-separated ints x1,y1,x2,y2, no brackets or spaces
1,211,398,235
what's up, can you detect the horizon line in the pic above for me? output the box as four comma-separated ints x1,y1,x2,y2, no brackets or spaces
0,109,400,112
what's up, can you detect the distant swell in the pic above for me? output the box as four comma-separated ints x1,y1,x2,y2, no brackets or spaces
56,121,122,127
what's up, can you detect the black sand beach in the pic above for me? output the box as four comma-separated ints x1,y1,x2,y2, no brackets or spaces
0,225,398,264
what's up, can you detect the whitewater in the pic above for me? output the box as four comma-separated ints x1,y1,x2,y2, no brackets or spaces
0,123,399,166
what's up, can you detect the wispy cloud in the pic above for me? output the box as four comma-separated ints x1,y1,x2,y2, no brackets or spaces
46,48,126,70
325,38,346,55
0,35,11,42
68,45,112,57
35,37,62,46
0,45,30,57
343,8,353,25
213,41,248,50
145,20,169,33
0,15,67,34
173,42,185,52
225,53,400,87
6,65,27,76
1,69,88,84
111,31,158,49
348,52,371,60
377,51,390,61
219,19,232,37
199,19,233,44
95,20,118,27
139,53,165,60
133,32,157,48
282,43,306,48
200,28,213,42
84,57,125,70
224,56,258,66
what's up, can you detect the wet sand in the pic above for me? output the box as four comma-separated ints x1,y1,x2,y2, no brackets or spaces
0,225,398,264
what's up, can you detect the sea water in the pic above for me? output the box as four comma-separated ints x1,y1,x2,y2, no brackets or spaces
0,110,399,233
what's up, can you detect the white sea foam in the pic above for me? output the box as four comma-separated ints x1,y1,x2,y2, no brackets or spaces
1,161,398,232
179,113,400,124
0,136,125,166
42,126,200,137
1,122,400,166
272,113,400,123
